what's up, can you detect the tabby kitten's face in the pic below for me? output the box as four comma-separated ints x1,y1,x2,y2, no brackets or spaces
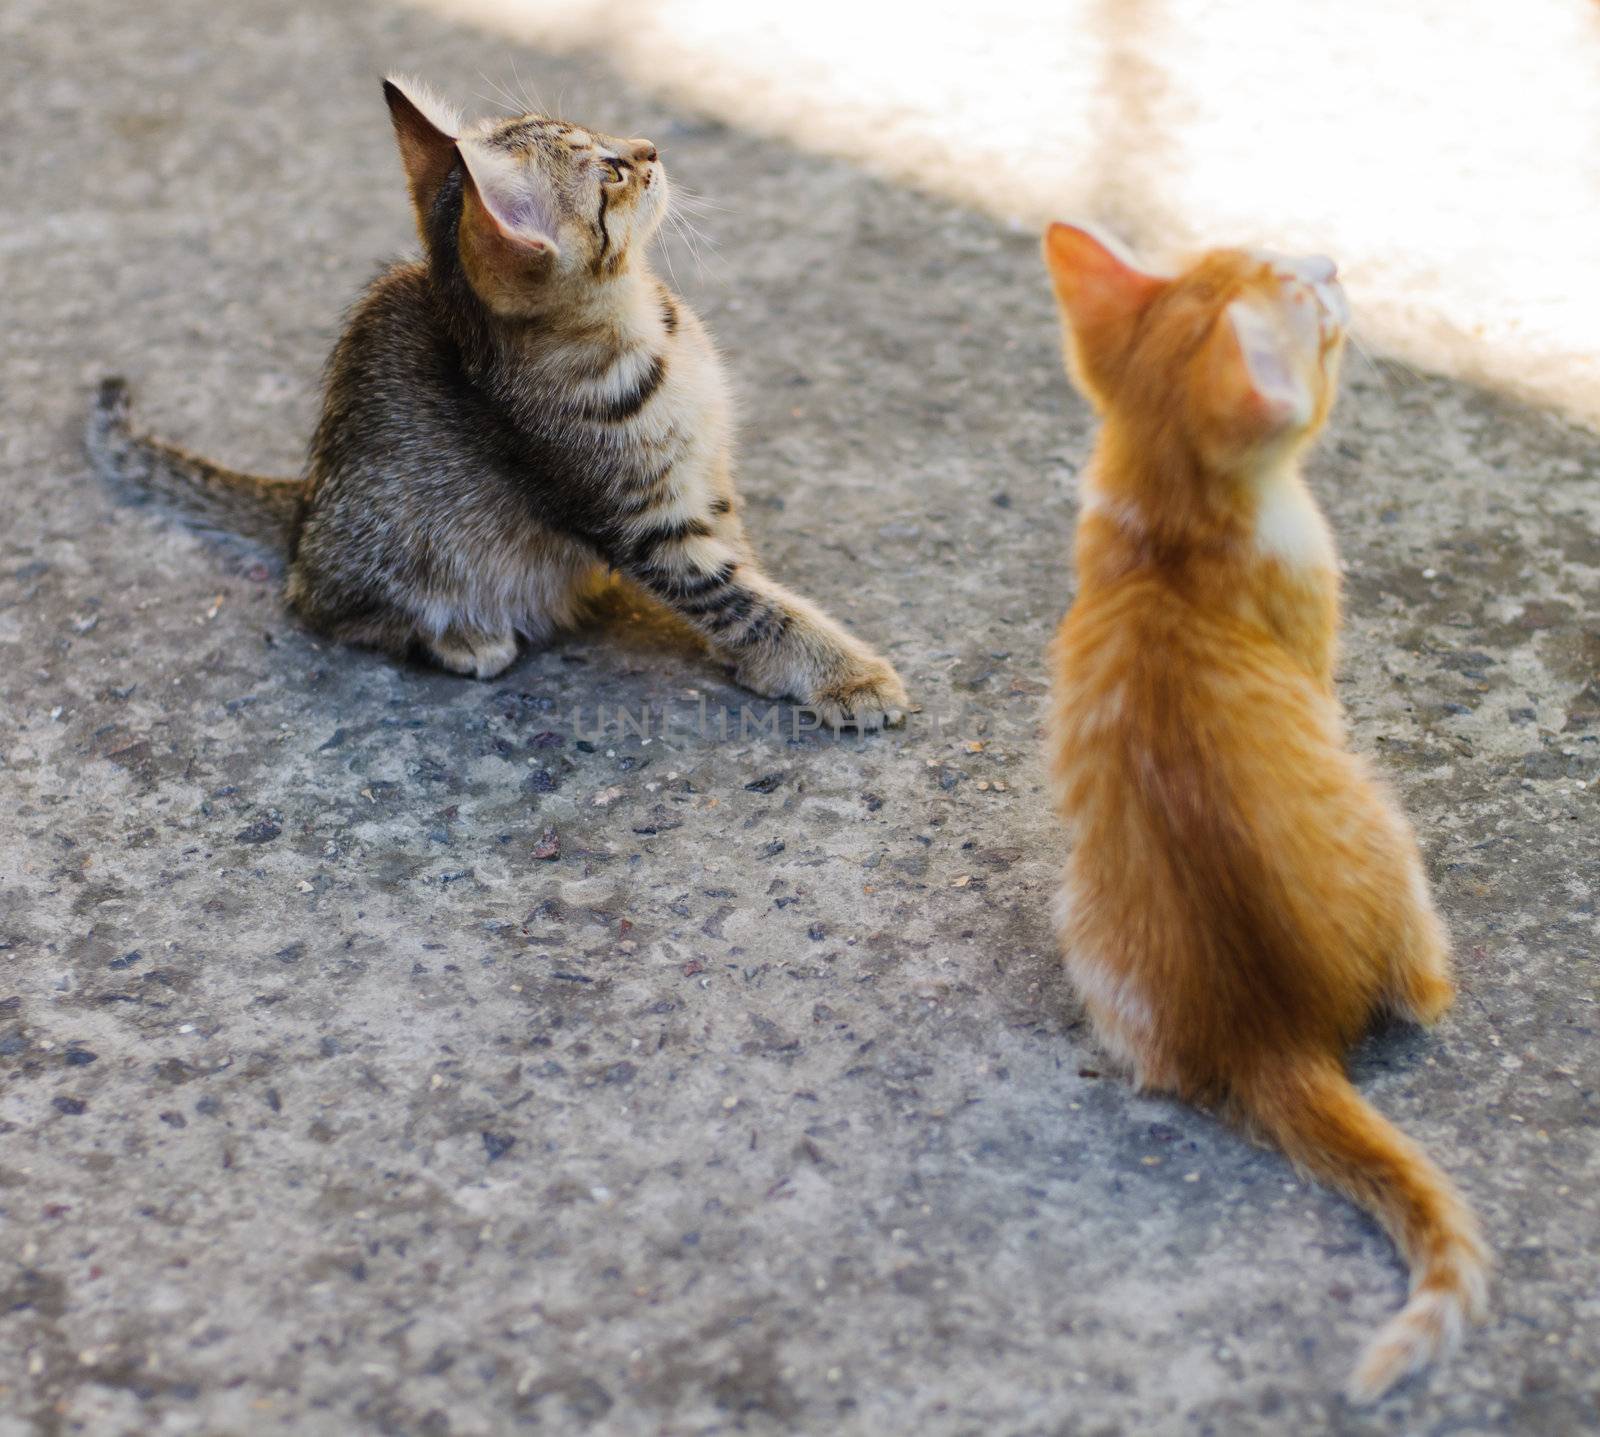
384,78,670,316
459,115,670,285
1043,225,1348,474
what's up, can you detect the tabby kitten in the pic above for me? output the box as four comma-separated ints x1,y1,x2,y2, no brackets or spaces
86,78,907,729
1042,223,1487,1401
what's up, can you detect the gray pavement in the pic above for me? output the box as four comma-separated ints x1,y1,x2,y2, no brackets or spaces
1,1,1597,1433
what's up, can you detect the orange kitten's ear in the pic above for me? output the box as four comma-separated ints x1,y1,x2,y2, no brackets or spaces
383,76,463,225
459,139,561,258
1219,300,1314,431
1042,223,1165,337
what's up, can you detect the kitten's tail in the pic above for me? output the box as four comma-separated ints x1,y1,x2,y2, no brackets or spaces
1238,1053,1489,1405
85,378,305,550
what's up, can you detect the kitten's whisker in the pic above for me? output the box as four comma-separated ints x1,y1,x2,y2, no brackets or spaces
666,219,705,286
473,88,519,116
1384,354,1427,386
668,208,720,252
509,56,546,117
662,214,698,285
656,223,683,290
1352,330,1425,388
1349,332,1438,410
476,70,524,116
666,202,720,253
670,187,732,215
1346,334,1397,403
666,209,721,283
673,205,726,230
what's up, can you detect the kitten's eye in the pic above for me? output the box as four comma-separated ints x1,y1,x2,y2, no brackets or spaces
601,159,629,186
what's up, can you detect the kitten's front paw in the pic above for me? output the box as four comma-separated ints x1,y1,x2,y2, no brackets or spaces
807,657,910,732
732,621,908,732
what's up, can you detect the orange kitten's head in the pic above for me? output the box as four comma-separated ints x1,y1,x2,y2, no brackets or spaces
1043,223,1347,474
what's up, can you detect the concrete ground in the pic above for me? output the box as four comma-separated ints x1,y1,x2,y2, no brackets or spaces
1,2,1596,1434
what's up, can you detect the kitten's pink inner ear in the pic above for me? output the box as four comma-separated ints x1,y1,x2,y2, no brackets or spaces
459,140,559,256
1042,222,1164,333
1223,301,1313,429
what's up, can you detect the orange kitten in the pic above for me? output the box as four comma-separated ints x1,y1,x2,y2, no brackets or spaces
1041,223,1488,1402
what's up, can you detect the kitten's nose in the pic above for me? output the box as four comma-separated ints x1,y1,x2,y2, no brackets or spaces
630,139,658,163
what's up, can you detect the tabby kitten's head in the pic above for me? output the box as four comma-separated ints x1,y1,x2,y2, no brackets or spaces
383,76,669,315
1043,224,1348,475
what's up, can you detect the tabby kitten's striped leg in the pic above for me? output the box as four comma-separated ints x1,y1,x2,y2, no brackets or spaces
619,524,907,729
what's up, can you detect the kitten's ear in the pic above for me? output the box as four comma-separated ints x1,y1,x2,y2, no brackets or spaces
1219,300,1313,430
384,76,463,223
458,139,560,258
1042,223,1164,336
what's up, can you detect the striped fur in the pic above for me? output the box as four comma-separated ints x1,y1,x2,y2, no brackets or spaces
85,79,906,726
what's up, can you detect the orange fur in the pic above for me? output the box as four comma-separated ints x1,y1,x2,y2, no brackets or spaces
1041,223,1488,1402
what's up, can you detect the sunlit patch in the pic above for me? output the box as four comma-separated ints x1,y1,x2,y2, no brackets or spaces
428,0,1600,428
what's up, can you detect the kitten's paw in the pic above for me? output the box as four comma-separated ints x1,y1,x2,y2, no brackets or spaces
807,659,910,732
426,629,519,680
730,617,908,732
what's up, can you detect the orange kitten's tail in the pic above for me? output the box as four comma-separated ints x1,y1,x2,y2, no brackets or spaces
1238,1054,1489,1404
